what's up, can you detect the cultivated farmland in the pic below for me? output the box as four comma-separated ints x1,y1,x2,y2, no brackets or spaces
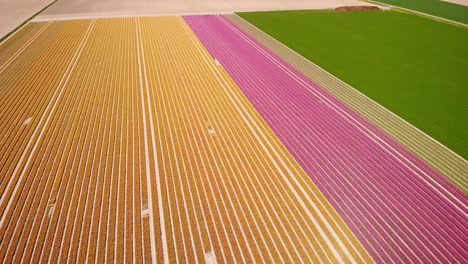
239,10,468,161
187,14,467,263
369,0,468,24
0,16,373,263
0,1,466,263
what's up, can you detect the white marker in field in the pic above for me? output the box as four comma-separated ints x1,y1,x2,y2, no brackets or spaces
142,203,149,217
23,117,32,126
47,204,55,218
205,251,217,264
208,126,215,134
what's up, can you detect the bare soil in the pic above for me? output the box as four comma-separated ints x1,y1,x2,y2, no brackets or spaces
335,6,381,11
34,0,381,21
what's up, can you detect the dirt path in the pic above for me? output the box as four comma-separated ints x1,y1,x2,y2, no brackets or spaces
35,0,379,20
0,0,53,39
442,0,468,6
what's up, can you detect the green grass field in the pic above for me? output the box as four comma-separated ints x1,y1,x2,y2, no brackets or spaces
239,10,468,159
370,0,468,24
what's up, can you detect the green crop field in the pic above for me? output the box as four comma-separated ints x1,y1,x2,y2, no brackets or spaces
239,10,468,159
370,0,468,24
